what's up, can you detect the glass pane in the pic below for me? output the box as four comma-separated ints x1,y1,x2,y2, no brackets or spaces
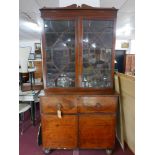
82,20,113,88
44,20,75,87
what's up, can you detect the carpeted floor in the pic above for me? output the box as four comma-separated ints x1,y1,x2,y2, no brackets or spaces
19,106,134,155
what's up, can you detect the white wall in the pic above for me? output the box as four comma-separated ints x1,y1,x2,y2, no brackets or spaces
19,47,31,72
19,40,41,53
59,0,100,7
115,39,135,54
130,40,135,54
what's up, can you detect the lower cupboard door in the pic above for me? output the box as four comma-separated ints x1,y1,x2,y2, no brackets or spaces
79,114,116,149
41,114,78,148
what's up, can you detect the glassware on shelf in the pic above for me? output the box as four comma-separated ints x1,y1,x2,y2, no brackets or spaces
57,74,72,87
82,19,113,88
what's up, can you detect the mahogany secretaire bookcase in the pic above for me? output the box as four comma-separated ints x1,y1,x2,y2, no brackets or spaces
40,4,119,155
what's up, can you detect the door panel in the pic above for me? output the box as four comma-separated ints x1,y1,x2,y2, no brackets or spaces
82,19,114,88
41,114,78,148
44,19,76,88
79,114,116,148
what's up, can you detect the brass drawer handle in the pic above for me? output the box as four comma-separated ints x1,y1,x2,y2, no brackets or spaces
56,103,62,119
95,102,101,108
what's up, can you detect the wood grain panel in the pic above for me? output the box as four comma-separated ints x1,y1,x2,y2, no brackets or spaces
34,61,43,80
41,115,78,148
78,96,117,113
40,96,77,114
125,54,135,76
79,114,116,148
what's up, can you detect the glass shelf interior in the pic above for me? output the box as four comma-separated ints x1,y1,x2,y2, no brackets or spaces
44,20,75,88
82,20,114,88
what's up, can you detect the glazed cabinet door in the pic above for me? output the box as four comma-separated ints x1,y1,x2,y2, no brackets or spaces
44,19,76,88
81,19,114,88
79,114,116,148
41,114,78,148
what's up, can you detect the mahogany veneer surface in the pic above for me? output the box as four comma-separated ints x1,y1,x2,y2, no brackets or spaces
40,95,118,149
41,115,78,148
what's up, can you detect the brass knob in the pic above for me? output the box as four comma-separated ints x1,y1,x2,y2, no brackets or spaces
95,102,101,108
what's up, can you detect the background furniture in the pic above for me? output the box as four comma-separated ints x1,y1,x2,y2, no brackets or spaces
28,67,36,90
20,61,43,92
40,4,118,155
21,59,43,91
19,46,38,90
19,47,31,73
115,50,126,73
19,47,31,89
19,103,31,135
114,73,135,153
33,60,43,80
125,54,135,76
19,90,41,126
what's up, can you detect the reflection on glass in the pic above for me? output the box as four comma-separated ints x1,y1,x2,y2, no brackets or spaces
82,20,114,88
44,20,75,87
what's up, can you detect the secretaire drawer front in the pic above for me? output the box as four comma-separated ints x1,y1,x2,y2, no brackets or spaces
78,96,117,113
40,96,77,114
